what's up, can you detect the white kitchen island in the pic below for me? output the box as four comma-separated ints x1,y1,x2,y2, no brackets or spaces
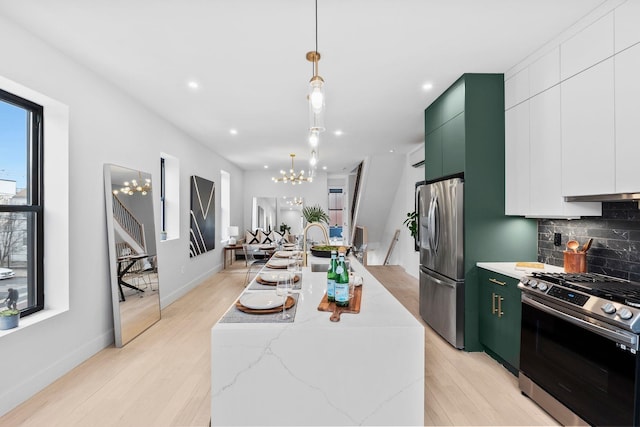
211,256,424,426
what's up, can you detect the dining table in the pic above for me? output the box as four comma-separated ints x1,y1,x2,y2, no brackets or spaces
116,253,152,302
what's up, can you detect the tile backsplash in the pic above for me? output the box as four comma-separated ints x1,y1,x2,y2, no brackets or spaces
538,202,640,281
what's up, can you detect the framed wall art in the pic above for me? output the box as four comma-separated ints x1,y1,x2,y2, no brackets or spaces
189,175,215,257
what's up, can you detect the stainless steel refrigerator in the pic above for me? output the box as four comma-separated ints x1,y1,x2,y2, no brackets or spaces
418,177,464,349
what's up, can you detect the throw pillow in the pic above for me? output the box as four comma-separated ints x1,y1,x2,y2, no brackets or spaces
245,229,260,244
271,229,289,244
259,230,273,244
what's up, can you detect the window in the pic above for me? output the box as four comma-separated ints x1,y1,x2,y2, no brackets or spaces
328,188,344,240
0,88,44,317
328,188,343,226
220,170,230,241
159,153,179,240
160,157,166,239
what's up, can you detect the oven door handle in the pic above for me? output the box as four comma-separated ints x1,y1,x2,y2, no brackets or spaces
523,294,639,350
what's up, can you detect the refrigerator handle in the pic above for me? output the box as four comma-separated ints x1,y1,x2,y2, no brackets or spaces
427,195,435,251
422,268,456,288
427,194,439,254
432,196,440,254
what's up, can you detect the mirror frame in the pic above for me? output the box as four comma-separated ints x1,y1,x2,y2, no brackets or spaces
104,164,161,347
251,196,277,231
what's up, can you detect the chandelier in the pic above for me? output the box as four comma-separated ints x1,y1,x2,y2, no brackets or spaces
113,172,151,196
287,197,304,206
272,154,313,185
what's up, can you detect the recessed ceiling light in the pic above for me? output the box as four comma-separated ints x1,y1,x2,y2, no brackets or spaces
422,82,433,91
263,165,269,169
187,81,199,89
389,149,395,153
334,130,343,136
322,166,327,170
230,129,238,135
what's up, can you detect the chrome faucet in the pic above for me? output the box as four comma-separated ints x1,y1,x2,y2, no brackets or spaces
302,222,329,266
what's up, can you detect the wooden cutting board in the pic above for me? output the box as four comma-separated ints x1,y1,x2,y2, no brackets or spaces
317,285,362,322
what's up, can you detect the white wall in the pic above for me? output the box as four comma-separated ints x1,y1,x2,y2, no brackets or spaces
354,153,406,264
379,146,424,278
0,15,244,416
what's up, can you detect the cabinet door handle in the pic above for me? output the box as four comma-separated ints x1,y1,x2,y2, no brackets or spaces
489,278,506,286
498,296,504,318
492,292,498,314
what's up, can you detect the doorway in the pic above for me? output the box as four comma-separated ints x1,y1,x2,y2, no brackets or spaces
328,187,347,243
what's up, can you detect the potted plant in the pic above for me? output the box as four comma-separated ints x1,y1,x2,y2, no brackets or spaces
279,222,291,233
403,211,418,238
0,309,20,330
302,205,329,225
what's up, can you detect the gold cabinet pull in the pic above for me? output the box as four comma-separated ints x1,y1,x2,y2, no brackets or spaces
489,278,506,286
498,296,504,318
492,292,496,314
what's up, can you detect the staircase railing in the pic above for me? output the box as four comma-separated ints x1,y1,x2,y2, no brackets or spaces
112,194,146,252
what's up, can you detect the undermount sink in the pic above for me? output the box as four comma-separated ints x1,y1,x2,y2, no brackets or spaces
310,262,351,273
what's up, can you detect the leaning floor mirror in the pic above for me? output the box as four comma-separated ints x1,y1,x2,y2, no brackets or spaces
104,164,161,347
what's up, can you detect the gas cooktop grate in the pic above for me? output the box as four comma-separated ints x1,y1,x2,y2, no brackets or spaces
531,272,629,284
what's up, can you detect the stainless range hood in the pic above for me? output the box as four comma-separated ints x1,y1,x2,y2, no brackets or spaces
565,193,640,202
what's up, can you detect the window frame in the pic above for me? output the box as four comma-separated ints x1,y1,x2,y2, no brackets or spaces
160,157,166,234
0,88,45,317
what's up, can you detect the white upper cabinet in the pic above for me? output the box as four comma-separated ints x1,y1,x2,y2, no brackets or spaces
615,0,640,53
561,58,615,197
504,101,530,216
529,47,560,97
561,12,614,80
529,87,562,215
615,42,640,192
504,68,529,109
504,84,602,218
529,87,601,217
503,2,639,216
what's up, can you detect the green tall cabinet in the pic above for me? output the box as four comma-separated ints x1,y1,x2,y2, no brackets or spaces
424,74,537,351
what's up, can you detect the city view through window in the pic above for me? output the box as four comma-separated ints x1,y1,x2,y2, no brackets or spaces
0,93,42,315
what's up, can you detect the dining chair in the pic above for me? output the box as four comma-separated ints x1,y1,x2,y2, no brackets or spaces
243,244,269,285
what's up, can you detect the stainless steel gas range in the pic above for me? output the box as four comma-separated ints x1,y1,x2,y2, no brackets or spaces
518,272,640,427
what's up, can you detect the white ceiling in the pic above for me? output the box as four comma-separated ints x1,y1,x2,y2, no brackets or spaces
0,0,605,174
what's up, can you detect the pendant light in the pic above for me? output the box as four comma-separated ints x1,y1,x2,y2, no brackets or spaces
307,0,325,133
308,129,320,147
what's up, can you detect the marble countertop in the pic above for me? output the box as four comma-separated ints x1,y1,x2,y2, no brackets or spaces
477,261,565,280
211,255,424,426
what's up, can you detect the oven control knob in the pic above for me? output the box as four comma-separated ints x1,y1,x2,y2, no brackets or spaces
601,303,616,315
520,278,529,286
618,308,633,320
537,283,548,292
529,280,537,289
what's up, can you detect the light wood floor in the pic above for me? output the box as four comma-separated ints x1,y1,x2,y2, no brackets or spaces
0,263,558,426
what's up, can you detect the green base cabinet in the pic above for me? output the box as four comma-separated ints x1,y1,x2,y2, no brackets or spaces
478,268,522,374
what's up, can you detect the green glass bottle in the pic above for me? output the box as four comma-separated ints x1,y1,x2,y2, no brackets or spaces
327,250,337,302
335,251,350,307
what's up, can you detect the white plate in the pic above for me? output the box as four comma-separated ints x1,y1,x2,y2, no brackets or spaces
275,250,301,258
239,292,286,310
267,258,289,267
259,271,294,283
